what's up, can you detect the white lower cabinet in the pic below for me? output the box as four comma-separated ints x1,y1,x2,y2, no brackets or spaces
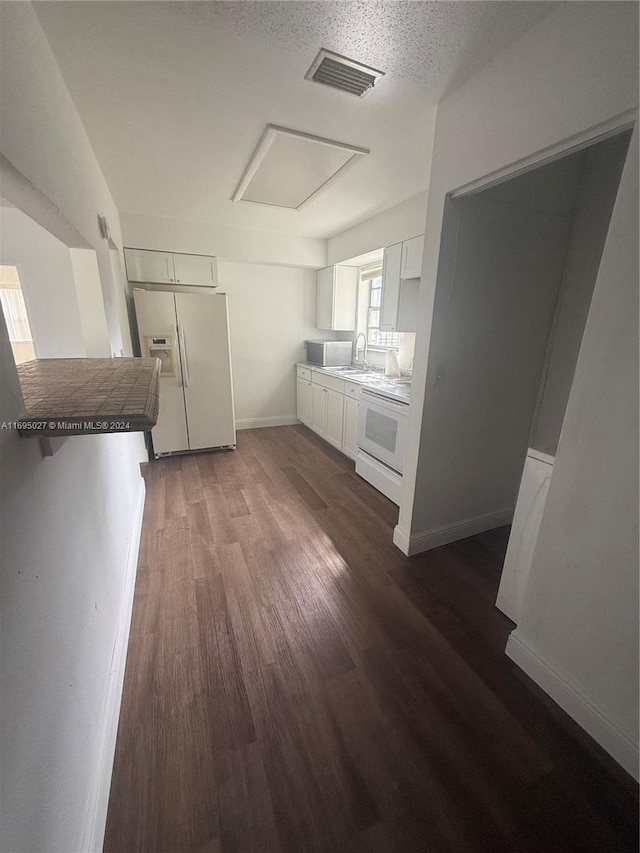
297,365,359,459
296,377,312,425
311,384,328,435
342,396,359,460
309,385,344,450
325,389,344,450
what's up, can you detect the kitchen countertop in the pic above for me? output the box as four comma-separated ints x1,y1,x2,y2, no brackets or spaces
16,357,160,436
298,362,411,404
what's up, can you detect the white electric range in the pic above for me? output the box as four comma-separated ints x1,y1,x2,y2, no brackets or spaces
355,380,410,506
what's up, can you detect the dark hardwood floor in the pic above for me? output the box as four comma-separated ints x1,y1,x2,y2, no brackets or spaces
104,425,638,853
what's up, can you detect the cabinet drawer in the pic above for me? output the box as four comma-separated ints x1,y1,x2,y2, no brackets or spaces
343,381,362,400
297,365,312,381
312,372,344,394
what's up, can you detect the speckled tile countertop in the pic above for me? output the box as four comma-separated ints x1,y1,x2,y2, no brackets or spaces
15,357,160,436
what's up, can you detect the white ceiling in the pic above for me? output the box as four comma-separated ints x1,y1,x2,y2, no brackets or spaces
34,1,558,240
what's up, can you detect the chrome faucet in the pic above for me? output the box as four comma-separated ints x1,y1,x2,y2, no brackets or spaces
355,332,368,369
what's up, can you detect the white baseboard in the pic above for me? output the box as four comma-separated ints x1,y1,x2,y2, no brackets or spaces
392,524,412,554
236,415,299,430
393,508,513,556
82,476,146,852
507,631,639,780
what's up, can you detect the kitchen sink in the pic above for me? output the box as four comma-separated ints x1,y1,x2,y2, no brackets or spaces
327,366,369,374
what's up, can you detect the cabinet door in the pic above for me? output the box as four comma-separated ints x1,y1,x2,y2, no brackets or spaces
297,377,312,425
125,248,175,284
397,279,420,333
173,253,218,287
325,388,344,450
333,266,357,331
311,384,328,435
401,235,424,279
316,266,357,330
316,267,334,330
342,396,359,460
380,243,402,331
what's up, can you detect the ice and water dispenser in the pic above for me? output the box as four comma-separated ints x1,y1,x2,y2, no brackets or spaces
143,335,177,377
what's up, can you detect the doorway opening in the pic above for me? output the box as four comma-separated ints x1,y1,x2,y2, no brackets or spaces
430,127,632,620
0,264,35,365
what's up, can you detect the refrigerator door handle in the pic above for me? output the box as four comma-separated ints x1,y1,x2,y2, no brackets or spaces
178,324,190,387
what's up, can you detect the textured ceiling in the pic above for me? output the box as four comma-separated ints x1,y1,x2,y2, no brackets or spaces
34,1,559,240
177,1,558,95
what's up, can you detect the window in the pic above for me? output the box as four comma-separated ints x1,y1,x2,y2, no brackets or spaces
0,265,35,364
363,269,400,349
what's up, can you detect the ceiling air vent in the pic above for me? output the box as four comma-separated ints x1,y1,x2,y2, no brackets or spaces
305,49,384,98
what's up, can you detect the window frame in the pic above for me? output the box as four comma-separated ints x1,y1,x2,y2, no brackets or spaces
361,266,400,351
0,264,36,364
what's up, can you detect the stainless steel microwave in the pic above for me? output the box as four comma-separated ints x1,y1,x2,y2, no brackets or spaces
304,340,353,366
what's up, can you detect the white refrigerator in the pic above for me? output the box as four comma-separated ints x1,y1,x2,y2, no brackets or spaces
133,287,236,457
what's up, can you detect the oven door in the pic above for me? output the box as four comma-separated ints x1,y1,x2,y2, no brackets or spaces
357,390,409,474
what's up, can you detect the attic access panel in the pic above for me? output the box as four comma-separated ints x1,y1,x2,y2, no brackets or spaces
232,125,369,210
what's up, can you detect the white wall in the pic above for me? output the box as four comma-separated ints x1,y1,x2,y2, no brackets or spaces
0,4,146,851
218,260,322,427
405,184,574,535
327,191,428,265
122,211,327,269
398,1,638,777
0,206,86,358
68,249,111,358
0,4,126,359
109,247,135,357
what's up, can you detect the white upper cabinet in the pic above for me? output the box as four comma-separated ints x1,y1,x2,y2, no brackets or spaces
380,243,403,331
380,237,423,332
396,279,419,333
125,248,218,287
316,265,358,330
125,249,175,284
173,253,218,286
401,235,424,279
316,267,334,330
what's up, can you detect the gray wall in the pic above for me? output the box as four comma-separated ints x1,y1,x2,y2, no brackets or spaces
532,133,631,450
